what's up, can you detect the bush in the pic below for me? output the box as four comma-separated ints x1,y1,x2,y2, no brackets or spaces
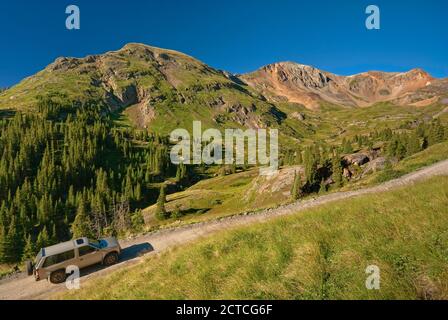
171,205,183,219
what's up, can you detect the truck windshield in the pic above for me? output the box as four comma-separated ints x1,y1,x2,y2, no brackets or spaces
34,250,43,265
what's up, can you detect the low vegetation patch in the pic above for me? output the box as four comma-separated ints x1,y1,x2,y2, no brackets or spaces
61,176,448,300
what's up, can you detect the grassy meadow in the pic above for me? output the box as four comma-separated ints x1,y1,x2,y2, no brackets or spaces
60,176,448,300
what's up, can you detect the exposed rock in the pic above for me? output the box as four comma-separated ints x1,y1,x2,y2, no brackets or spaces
240,61,441,109
344,152,371,166
361,157,388,177
290,112,305,121
48,57,81,72
343,168,352,179
118,84,138,106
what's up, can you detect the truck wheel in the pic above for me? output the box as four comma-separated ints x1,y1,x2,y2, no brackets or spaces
25,260,33,276
49,270,67,284
103,252,119,266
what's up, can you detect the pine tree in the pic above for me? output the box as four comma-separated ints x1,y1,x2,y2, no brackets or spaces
0,225,9,263
134,183,142,202
428,120,445,146
21,234,35,263
36,226,49,251
406,132,421,157
50,223,58,245
395,139,407,160
131,209,145,232
123,169,134,201
71,201,94,239
7,217,22,262
155,185,168,220
332,152,343,188
291,172,302,201
304,148,318,187
175,165,182,182
319,179,327,194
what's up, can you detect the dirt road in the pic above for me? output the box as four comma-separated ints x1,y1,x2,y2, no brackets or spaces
1,159,448,300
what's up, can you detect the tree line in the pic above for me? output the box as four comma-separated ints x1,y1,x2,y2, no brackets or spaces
289,119,448,200
0,99,175,263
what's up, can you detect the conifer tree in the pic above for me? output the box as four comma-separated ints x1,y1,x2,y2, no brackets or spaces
0,225,9,263
36,226,49,251
21,234,35,263
332,152,343,188
304,148,318,187
50,223,58,245
7,217,22,262
406,132,421,157
134,183,142,202
319,179,327,194
155,185,168,220
291,172,302,201
71,201,94,239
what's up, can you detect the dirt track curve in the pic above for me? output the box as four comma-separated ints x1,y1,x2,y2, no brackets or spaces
1,159,448,300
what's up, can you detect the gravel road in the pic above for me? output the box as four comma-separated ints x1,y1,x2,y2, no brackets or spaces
1,159,447,300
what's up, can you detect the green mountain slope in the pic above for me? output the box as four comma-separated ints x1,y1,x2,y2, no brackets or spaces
1,42,447,147
0,43,285,134
60,176,448,300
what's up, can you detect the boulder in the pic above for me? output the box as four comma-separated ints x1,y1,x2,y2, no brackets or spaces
343,168,352,179
290,112,305,121
361,157,388,177
344,152,370,166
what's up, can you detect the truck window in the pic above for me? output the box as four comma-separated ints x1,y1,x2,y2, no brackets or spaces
78,246,97,257
43,250,75,267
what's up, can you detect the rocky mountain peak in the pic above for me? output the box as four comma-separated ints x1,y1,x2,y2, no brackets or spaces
261,62,331,89
1,43,445,117
241,61,442,109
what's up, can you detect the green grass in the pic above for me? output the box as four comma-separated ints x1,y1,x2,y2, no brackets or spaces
0,264,15,279
61,176,448,300
395,141,448,173
139,140,448,234
143,166,298,228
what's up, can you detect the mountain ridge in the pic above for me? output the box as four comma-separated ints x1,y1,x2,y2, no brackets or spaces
1,43,447,124
240,61,445,109
0,43,285,132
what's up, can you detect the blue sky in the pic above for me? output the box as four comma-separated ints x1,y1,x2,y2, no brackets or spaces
0,0,447,87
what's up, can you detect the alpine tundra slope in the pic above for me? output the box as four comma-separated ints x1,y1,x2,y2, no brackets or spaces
0,159,447,300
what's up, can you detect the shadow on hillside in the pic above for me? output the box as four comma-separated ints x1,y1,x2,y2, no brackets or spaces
179,208,211,216
120,243,154,261
77,242,154,279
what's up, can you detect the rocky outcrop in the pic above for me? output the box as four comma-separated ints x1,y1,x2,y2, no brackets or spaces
343,152,371,166
361,157,389,177
290,112,305,121
241,62,443,109
1,43,290,132
264,62,331,89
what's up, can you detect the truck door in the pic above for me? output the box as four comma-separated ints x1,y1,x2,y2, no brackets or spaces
77,245,103,269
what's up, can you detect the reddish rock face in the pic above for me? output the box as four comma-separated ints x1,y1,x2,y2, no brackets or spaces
240,62,443,109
